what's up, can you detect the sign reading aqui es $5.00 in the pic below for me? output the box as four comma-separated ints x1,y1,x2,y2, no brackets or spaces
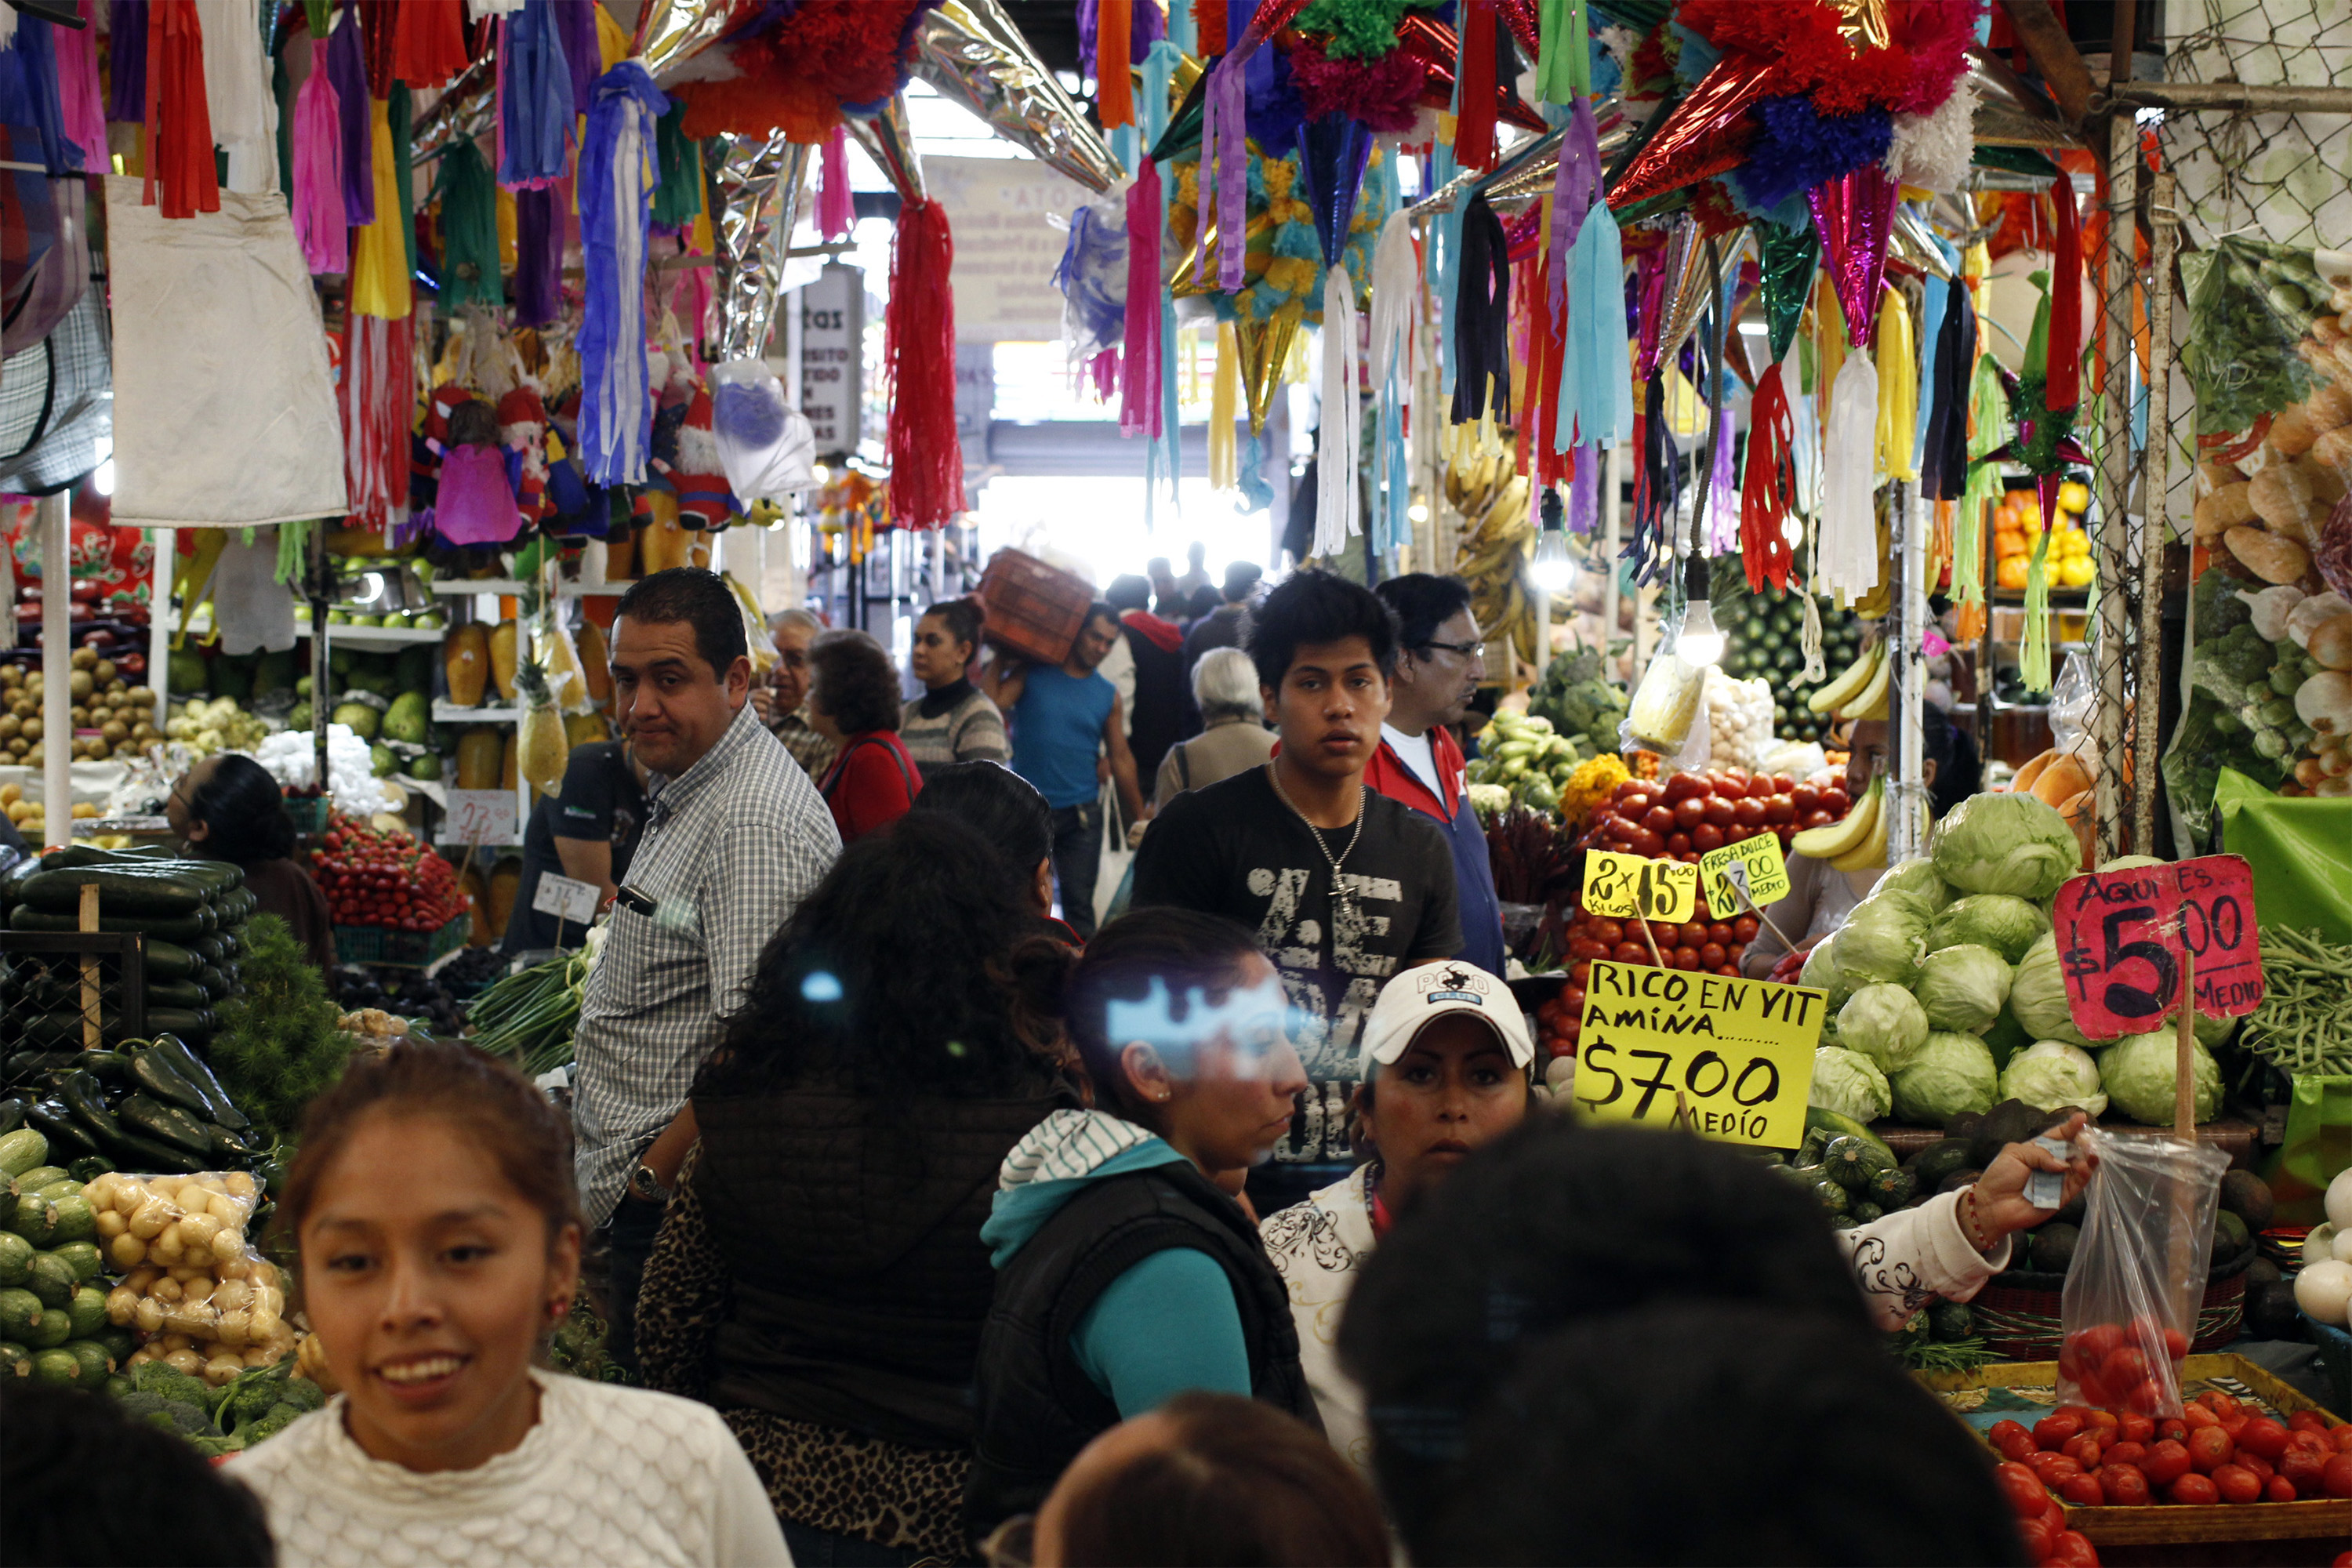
1571,962,1826,1148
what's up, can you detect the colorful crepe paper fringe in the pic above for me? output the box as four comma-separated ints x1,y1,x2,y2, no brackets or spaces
53,0,105,169
326,1,372,225
578,62,669,485
291,35,346,272
816,124,854,239
885,197,967,528
497,0,575,190
144,0,219,218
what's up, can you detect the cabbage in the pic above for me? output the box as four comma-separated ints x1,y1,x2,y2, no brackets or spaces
1914,943,2014,1034
2100,1033,2223,1126
1999,1040,2108,1117
1838,895,1928,985
1929,791,2083,901
1929,893,2052,964
1801,930,1858,1016
1877,858,1955,921
1837,983,1931,1073
1810,1046,1893,1123
2009,933,2090,1046
1890,1032,2000,1123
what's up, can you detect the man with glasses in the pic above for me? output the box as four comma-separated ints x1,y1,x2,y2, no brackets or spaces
1369,575,1505,975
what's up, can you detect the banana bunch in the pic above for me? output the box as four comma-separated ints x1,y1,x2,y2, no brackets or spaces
1848,516,1896,619
1806,640,1889,723
1446,428,1537,667
1791,777,1886,870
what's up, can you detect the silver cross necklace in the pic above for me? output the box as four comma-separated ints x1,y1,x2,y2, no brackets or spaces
1265,762,1367,931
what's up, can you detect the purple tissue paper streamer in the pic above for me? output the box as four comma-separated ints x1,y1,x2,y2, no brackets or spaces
106,0,146,123
556,0,601,130
1547,95,1599,309
513,186,561,328
328,3,375,227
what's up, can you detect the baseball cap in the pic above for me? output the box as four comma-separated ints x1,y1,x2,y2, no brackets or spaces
1359,962,1534,1074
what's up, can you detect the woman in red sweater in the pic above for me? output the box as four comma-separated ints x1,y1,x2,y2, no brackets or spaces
808,630,921,842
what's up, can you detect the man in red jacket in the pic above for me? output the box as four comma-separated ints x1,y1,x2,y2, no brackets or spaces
1367,575,1507,976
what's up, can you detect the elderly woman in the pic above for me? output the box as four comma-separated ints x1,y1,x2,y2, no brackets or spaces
808,630,922,844
1152,647,1275,808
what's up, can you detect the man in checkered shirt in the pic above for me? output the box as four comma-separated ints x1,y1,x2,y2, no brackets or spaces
572,568,840,1369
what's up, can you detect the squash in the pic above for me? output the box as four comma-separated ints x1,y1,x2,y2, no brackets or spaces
576,619,612,707
2029,751,2092,808
443,625,491,708
485,859,521,939
2010,749,2056,794
455,728,504,791
2056,787,2096,870
488,621,519,702
461,863,492,946
500,731,519,790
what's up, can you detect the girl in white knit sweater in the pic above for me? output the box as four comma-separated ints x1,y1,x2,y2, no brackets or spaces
231,1038,789,1568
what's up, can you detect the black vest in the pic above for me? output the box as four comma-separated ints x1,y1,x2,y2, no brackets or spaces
963,1160,1320,1535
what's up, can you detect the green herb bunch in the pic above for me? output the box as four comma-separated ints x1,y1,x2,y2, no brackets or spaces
210,914,352,1139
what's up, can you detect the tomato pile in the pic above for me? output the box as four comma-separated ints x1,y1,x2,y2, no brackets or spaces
1579,768,1850,864
310,815,470,932
1990,1389,2352,1538
2058,1317,2188,1416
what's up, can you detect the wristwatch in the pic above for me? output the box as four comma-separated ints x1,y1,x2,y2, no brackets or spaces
626,1163,672,1206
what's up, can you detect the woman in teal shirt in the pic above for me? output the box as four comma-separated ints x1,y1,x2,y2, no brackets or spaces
965,908,1319,1534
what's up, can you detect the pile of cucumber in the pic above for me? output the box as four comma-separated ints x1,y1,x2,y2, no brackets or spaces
2,846,252,1051
0,1034,267,1177
0,1127,131,1389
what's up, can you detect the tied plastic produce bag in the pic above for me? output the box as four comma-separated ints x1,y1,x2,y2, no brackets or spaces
709,359,817,503
2056,1127,2229,1417
86,1169,299,1388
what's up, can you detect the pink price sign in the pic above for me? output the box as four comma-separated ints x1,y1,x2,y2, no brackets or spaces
2050,855,2265,1040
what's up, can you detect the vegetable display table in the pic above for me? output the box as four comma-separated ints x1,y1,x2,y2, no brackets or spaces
1871,1116,2263,1169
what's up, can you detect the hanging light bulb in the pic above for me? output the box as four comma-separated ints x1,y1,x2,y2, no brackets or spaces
1530,486,1574,593
1677,598,1726,667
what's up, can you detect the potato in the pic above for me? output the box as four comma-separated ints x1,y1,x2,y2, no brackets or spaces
241,1347,276,1368
162,1301,220,1338
222,1171,257,1200
108,1232,147,1269
127,1196,174,1240
203,1355,243,1387
216,1253,251,1281
151,1275,183,1301
132,1296,165,1334
213,1308,250,1348
210,1279,252,1313
176,1212,220,1249
84,1172,121,1209
111,1181,148,1218
210,1229,247,1265
2194,481,2256,542
122,1266,158,1296
104,1285,139,1326
206,1192,245,1225
150,1232,186,1267
156,1333,191,1354
249,1305,282,1343
95,1209,126,1240
181,1277,215,1306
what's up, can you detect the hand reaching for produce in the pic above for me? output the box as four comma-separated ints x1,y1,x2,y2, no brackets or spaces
1968,1112,2095,1254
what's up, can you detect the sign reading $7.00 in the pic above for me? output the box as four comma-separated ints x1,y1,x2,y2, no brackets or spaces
1570,961,1827,1148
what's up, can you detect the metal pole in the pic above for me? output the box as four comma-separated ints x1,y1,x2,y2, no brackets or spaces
2110,81,2352,114
1604,441,1627,680
310,520,331,815
147,532,172,720
38,493,71,850
2135,171,2179,855
1892,481,1927,866
2095,111,2140,862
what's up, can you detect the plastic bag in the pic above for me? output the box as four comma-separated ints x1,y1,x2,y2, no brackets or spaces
708,358,816,503
85,1169,299,1387
2056,1127,2229,1417
2049,648,2096,762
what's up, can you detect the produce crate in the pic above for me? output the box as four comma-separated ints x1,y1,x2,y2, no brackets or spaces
282,793,332,833
332,912,470,968
1922,1352,2348,1562
2307,1312,2352,1421
975,548,1094,666
1871,1116,2263,1169
1969,1252,2251,1363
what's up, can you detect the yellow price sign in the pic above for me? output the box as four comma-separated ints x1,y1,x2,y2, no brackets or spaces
1581,850,1697,924
1570,961,1828,1147
1698,833,1791,916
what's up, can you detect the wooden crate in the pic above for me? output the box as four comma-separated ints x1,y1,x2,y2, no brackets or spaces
976,548,1094,666
1919,1353,2349,1559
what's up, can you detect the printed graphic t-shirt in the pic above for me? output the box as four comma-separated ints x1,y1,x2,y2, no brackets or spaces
1131,766,1462,1160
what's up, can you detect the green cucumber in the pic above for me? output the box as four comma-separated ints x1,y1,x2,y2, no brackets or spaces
142,978,209,1012
9,906,212,945
0,1286,43,1341
40,846,244,893
64,1287,106,1339
50,1241,100,1283
0,1340,27,1378
0,1129,46,1179
13,1167,66,1194
0,1232,30,1287
29,1346,80,1384
18,867,209,919
140,939,200,982
23,1251,73,1308
61,1338,110,1383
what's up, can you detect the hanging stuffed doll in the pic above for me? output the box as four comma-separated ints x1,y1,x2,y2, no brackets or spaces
662,384,739,531
435,397,525,546
496,385,554,529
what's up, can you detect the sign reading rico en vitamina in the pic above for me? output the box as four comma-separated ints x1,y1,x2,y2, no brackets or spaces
1570,962,1827,1149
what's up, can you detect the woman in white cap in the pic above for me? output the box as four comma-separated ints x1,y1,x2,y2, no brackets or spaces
1258,964,2094,1473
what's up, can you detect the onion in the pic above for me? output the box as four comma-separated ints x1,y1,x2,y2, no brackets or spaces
2292,1258,2352,1328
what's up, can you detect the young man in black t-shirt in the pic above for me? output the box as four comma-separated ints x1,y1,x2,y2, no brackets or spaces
1133,570,1461,1186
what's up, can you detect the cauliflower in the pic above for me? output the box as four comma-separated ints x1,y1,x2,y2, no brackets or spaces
1467,783,1512,825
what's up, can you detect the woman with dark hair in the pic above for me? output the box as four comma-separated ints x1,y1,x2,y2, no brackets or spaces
906,760,1073,939
900,599,1009,778
808,629,922,842
636,815,1079,1567
165,753,334,971
965,907,1319,1540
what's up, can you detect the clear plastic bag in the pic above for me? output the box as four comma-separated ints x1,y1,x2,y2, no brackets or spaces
87,1169,298,1388
2056,1127,2230,1417
708,358,816,503
2049,648,2096,763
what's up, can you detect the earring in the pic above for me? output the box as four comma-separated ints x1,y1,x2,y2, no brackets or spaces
547,1298,570,1323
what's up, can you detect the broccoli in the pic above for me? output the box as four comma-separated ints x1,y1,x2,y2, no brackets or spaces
218,1359,293,1432
113,1389,169,1421
241,1401,308,1446
132,1359,216,1412
279,1376,326,1414
158,1399,217,1437
2191,624,2277,705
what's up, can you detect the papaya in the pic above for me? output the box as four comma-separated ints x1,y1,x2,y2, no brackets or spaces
462,862,493,946
444,624,491,707
576,619,612,707
486,859,522,939
488,621,519,702
455,728,504,791
604,531,636,582
2029,751,2092,808
500,731,518,790
563,710,610,746
2010,749,2056,794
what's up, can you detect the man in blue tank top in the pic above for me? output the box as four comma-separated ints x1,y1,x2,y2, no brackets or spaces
981,601,1143,938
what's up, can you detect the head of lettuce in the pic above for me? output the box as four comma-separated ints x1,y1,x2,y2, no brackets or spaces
1929,791,2083,902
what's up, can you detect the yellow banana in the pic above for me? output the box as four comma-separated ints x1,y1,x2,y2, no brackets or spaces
1830,782,1893,872
1808,642,1882,715
1792,778,1880,861
1839,645,1893,722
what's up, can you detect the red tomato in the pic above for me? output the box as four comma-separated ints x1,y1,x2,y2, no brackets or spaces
2325,1454,2352,1498
2116,1413,2155,1445
2238,1452,2274,1485
2071,1370,2111,1410
1592,919,1625,946
2103,1346,2151,1390
1568,938,1608,962
2334,1425,2352,1453
2187,1426,2234,1474
2026,1449,2078,1484
2160,1327,2190,1363
1791,782,1821,812
2279,1442,2331,1496
1660,773,1708,804
1570,961,1592,984
2058,1472,2106,1508
1732,914,1759,942
2046,1530,2100,1566
2015,1515,2055,1563
1643,804,1676,836
2157,1419,2188,1444
1817,787,1851,816
1699,942,1727,969
1700,797,1737,828
1762,793,1796,826
1613,779,1650,803
1987,1421,2036,1461
1744,773,1777,800
2100,1464,2152,1506
1611,942,1648,965
1994,1462,2052,1521
2182,1404,2221,1433
2169,1472,2220,1506
1672,921,1704,947
2082,1409,2121,1434
1731,796,1767,829
2265,1475,2299,1503
2139,1439,2193,1487
1672,795,1707,829
2035,1414,2086,1452
1666,831,1693,856
2062,1435,2105,1472
2288,1410,2332,1437
1671,946,1703,971
2209,1463,2262,1504
2124,1380,2167,1416
2104,1441,2147,1469
1798,808,1835,830
2198,1392,2241,1419
1623,826,1666,857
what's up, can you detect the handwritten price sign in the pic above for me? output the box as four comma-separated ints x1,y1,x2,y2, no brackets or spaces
1698,833,1791,916
444,789,519,848
2051,855,2264,1040
531,872,601,927
1582,850,1698,924
1570,961,1826,1148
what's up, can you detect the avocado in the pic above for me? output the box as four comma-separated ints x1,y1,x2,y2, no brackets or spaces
344,655,398,698
167,648,209,695
1945,1111,1986,1146
2249,1255,2282,1289
296,673,314,698
395,644,437,694
2220,1169,2274,1233
331,702,381,741
2027,1221,2080,1275
2243,1279,2303,1341
1928,1301,1974,1341
383,690,430,746
2212,1210,2250,1269
1936,1166,1984,1196
288,701,313,733
369,743,398,779
1909,1138,1975,1190
1969,1100,2053,1171
328,648,354,677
